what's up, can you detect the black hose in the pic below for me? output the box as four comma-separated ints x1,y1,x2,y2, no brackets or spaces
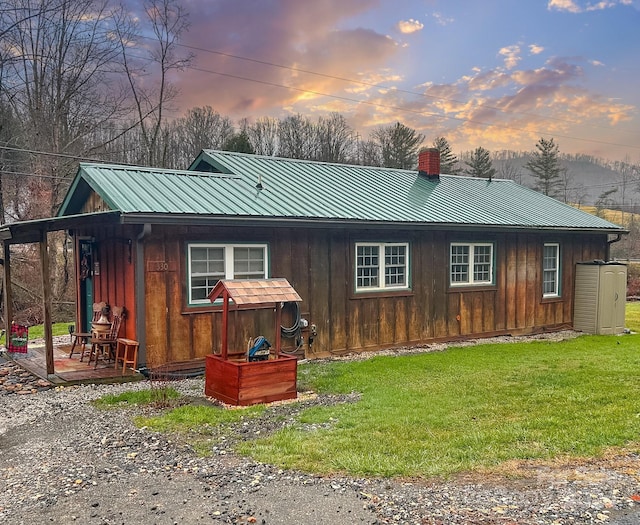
138,367,204,380
280,302,301,338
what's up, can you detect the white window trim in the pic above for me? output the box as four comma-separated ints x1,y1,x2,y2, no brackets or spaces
355,242,410,292
187,243,269,305
450,242,494,286
543,242,560,298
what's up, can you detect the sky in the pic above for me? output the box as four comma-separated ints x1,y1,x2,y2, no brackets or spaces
169,0,640,162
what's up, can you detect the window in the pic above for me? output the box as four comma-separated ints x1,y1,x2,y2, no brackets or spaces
188,243,268,304
450,243,494,286
355,242,409,292
543,243,560,297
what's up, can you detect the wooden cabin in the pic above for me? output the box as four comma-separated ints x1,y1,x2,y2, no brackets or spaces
0,149,626,373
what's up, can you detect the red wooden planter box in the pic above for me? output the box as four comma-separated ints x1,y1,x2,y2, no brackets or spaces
205,354,298,406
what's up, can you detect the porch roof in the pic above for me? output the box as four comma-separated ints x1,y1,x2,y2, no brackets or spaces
0,211,121,245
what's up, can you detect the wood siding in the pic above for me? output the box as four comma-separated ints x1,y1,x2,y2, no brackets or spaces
131,225,606,367
75,225,137,341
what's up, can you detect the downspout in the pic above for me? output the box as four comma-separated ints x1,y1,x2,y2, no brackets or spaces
135,224,151,366
606,233,622,262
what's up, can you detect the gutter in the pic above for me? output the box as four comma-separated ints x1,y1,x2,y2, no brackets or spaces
135,224,151,366
606,233,623,261
117,213,627,235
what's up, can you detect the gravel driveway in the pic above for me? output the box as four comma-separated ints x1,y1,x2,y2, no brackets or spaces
1,337,639,524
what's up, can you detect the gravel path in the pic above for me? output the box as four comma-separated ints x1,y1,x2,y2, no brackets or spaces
1,334,639,524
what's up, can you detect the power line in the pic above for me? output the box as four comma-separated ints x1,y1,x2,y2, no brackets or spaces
0,144,142,166
0,169,71,181
185,64,640,152
174,40,640,139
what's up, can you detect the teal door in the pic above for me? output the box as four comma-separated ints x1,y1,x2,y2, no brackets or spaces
78,240,94,332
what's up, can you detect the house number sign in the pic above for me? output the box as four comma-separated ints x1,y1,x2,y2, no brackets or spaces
147,260,176,272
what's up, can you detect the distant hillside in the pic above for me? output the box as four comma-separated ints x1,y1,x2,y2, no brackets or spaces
572,204,640,260
572,205,638,228
458,151,637,208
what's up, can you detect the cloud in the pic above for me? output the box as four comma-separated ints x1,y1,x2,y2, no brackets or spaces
499,45,521,69
548,0,582,11
431,12,455,26
548,0,632,12
586,1,617,10
396,18,424,34
352,53,634,153
176,0,396,115
529,44,545,55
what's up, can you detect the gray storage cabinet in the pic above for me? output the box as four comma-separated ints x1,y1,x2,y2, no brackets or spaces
573,262,627,334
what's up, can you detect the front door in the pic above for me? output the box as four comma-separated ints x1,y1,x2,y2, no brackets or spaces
78,240,94,331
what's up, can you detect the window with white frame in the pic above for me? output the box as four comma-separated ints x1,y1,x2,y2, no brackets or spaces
543,243,560,297
188,243,268,304
450,242,494,286
355,242,409,292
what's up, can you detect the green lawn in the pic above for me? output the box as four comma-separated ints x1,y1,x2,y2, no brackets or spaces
236,334,640,478
625,301,640,332
0,322,71,345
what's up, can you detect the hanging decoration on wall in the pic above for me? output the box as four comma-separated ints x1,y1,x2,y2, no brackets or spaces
79,242,93,280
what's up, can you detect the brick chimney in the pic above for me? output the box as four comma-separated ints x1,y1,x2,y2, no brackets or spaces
418,148,440,180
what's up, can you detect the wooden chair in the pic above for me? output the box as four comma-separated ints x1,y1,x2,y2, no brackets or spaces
69,302,106,360
88,306,125,368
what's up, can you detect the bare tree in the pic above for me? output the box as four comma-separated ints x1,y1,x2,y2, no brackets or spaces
246,117,279,156
114,0,193,167
356,139,382,167
614,155,638,224
315,113,356,163
278,114,316,160
172,106,234,166
497,160,522,184
1,0,128,215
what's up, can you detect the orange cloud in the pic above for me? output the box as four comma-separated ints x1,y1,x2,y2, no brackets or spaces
396,19,424,34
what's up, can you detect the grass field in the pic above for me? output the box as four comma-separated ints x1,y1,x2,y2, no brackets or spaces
236,334,640,477
130,332,640,479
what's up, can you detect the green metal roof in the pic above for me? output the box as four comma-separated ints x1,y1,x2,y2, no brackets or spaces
57,150,624,232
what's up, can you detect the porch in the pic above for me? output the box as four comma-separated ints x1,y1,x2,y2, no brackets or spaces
3,337,143,386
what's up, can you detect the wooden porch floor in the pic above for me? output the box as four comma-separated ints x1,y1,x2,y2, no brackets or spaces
4,340,143,386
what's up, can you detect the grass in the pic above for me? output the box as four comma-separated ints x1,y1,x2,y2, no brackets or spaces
134,404,266,433
92,387,182,408
625,301,640,332
236,334,640,478
135,403,266,456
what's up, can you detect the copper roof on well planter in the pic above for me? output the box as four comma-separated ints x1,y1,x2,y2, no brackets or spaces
208,278,302,306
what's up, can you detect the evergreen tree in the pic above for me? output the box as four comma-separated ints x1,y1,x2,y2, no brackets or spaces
432,136,460,174
371,122,424,169
525,137,562,197
222,131,255,154
464,147,496,180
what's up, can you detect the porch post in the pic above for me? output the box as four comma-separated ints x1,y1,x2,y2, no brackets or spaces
39,229,54,375
2,242,13,333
